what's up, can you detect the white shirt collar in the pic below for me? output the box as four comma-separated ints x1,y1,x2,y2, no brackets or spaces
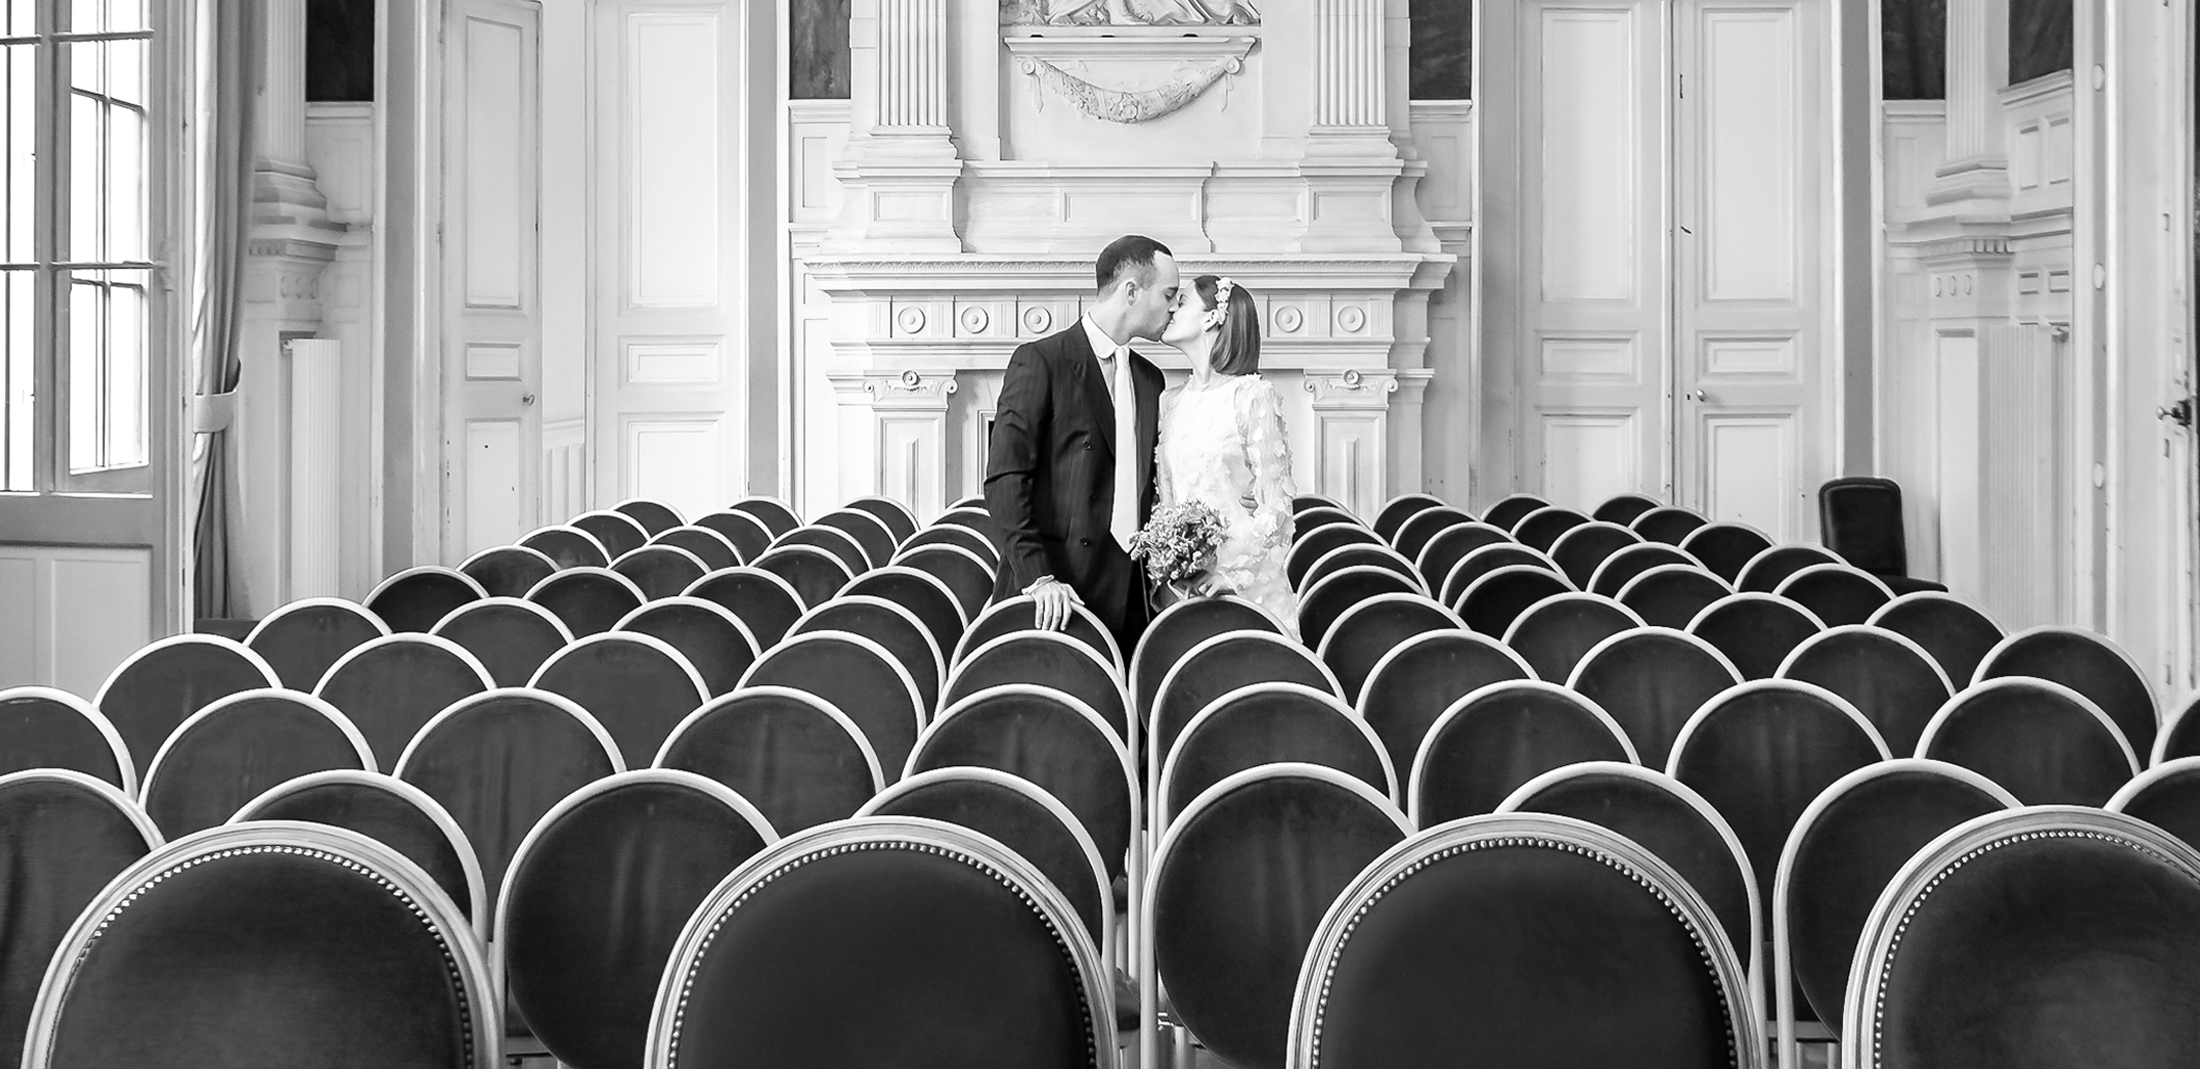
1082,315,1126,361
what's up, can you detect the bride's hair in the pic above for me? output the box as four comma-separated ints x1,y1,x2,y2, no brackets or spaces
1192,274,1261,375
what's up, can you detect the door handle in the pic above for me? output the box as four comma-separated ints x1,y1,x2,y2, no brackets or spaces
1686,389,1708,403
521,392,537,407
2159,397,2193,429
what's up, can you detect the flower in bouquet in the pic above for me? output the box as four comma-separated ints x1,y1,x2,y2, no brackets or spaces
1128,501,1226,587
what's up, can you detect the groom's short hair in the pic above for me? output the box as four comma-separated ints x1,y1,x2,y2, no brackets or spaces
1096,235,1173,294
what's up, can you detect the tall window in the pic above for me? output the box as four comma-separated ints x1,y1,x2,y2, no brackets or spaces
1,0,153,492
2008,0,2073,86
1409,0,1470,101
1882,0,1947,100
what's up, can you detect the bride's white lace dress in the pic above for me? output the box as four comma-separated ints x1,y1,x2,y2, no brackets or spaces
1155,373,1299,639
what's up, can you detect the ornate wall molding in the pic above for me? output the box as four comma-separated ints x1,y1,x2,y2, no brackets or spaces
1003,29,1259,125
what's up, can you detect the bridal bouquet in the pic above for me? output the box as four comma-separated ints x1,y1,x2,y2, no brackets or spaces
1128,501,1226,590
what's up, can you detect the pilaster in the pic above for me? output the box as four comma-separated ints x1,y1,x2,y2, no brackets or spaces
827,368,960,519
830,0,963,253
1929,0,2013,210
1303,367,1401,521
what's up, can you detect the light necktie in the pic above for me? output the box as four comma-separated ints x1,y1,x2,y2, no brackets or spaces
1106,348,1139,551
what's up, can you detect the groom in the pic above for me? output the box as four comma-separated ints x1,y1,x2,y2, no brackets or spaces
985,235,1178,652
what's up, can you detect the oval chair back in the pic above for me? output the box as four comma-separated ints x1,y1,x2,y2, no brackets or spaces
1294,506,1365,543
0,770,159,1069
1151,632,1341,792
1285,812,1760,1069
899,523,1002,569
93,634,279,772
646,818,1112,1069
0,686,136,792
430,597,574,688
1372,492,1446,543
684,566,806,648
20,822,496,1069
499,770,775,1069
1291,494,1344,514
1316,593,1463,705
139,689,374,839
1770,760,2016,1069
791,596,944,713
525,566,646,638
893,543,995,622
529,632,709,770
1479,493,1548,532
1616,563,1732,630
1356,630,1533,783
1688,593,1824,681
1631,505,1710,545
1455,565,1575,637
1157,683,1394,832
728,496,801,538
1410,681,1637,825
860,767,1112,951
244,598,389,691
1774,563,1893,627
1566,627,1743,770
1511,506,1590,552
1592,492,1662,526
1866,591,2005,688
1298,542,1423,597
693,510,773,563
1144,765,1408,1069
656,687,883,835
612,498,684,536
2109,757,2200,855
1300,565,1422,648
1776,625,1951,757
1499,592,1641,683
845,496,920,544
943,631,1130,747
2155,695,2200,766
1841,808,2200,1069
843,565,968,657
1678,522,1775,584
231,769,487,936
1735,543,1842,594
519,525,610,569
1973,624,2158,762
1129,596,1281,721
617,597,761,698
610,544,710,601
1287,522,1385,590
771,525,870,578
1585,541,1699,599
751,544,856,609
458,545,560,599
571,510,649,559
815,510,898,570
1547,520,1643,588
956,595,1123,676
739,631,926,777
1415,521,1514,591
365,566,487,634
312,634,492,767
1438,542,1559,607
1497,761,1759,973
650,526,741,572
908,685,1136,883
1917,678,2139,805
395,688,623,917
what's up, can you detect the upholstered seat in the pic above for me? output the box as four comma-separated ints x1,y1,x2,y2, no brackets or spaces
1414,521,1514,591
366,566,488,634
892,543,995,622
1776,625,1952,756
1585,541,1699,598
1566,626,1743,773
0,686,138,792
1287,522,1386,589
843,565,968,657
1678,522,1775,583
1454,564,1575,636
1294,506,1363,542
139,689,375,838
1356,629,1533,781
245,598,390,690
1410,680,1636,824
908,685,1137,881
1688,593,1824,681
645,819,1113,1069
1157,682,1394,830
1770,760,2016,1068
312,634,492,766
0,770,160,1069
571,509,651,559
693,510,774,563
729,496,802,538
648,525,742,571
1317,593,1463,703
1286,812,1759,1069
1774,563,1894,627
1389,506,1475,564
1591,492,1662,526
1630,505,1710,545
1371,492,1447,543
1144,765,1408,1069
1151,631,1342,791
609,544,710,601
526,566,647,637
519,524,611,569
1918,678,2139,804
739,630,926,776
752,544,857,608
1867,591,2005,691
656,687,883,834
530,633,710,768
458,545,561,599
1547,519,1644,588
611,498,686,537
95,634,279,768
396,688,622,915
862,767,1113,949
845,496,920,544
1841,809,2200,1069
815,509,899,569
1437,542,1561,607
1616,563,1733,629
430,597,574,688
1479,492,1548,533
791,596,944,711
231,769,487,931
1298,542,1424,596
618,597,761,697
1735,543,1842,594
1301,565,1422,648
684,567,807,648
1974,624,2158,760
1510,505,1590,551
500,771,776,1069
955,595,1123,676
19,823,496,1069
1129,596,1281,723
943,632,1129,745
897,523,1003,568
769,525,870,579
1501,592,1643,682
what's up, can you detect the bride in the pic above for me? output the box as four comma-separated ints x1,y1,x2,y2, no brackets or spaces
1154,274,1300,638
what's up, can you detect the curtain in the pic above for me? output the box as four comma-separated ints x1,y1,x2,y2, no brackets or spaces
188,0,260,620
2008,0,2074,87
1881,0,1947,101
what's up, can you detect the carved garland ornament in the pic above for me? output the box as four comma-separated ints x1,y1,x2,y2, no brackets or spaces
1017,54,1245,124
1002,0,1260,124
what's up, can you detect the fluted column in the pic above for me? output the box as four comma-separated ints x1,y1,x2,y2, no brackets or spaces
1298,0,1417,252
828,0,963,252
1930,0,2011,206
877,0,948,133
1313,0,1387,131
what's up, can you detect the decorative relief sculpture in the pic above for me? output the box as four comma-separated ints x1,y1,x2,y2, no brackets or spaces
1017,54,1246,123
1001,0,1259,26
1001,0,1261,124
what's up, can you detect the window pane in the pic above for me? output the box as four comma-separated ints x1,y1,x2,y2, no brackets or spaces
3,43,32,264
65,269,146,474
69,90,98,260
106,273,141,467
107,37,141,106
3,270,29,490
108,0,146,34
1409,0,1472,100
108,102,139,259
67,275,96,470
68,0,102,34
1,0,31,38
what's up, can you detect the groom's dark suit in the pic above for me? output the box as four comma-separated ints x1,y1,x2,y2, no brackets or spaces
985,322,1166,650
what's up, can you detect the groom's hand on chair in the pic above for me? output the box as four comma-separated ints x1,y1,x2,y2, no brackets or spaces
1028,576,1082,631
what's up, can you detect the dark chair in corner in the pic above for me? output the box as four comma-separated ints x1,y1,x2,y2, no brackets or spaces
1818,477,1947,595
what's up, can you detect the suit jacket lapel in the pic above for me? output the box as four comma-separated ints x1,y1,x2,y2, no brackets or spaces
1067,324,1117,458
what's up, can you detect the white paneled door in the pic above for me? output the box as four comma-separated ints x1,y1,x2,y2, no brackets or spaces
1488,0,1831,539
592,1,749,525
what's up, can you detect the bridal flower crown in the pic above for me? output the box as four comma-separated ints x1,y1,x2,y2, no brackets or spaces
1214,276,1237,319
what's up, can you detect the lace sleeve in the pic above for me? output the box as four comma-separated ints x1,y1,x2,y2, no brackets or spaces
1154,389,1179,509
1237,377,1296,550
